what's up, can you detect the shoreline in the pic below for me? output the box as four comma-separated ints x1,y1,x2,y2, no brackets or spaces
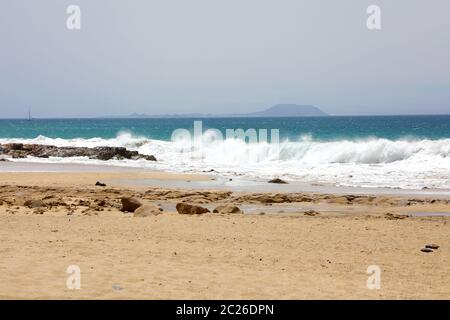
2,160,450,197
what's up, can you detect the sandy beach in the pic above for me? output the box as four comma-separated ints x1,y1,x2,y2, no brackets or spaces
0,167,449,299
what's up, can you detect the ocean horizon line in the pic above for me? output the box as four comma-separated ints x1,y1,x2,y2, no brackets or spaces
1,113,450,120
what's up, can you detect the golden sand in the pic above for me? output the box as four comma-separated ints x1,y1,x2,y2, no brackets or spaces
0,171,449,299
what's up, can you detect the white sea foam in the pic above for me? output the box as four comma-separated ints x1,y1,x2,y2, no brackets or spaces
2,133,450,190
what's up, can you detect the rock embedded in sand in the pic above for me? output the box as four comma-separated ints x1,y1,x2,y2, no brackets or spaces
268,178,288,184
33,208,46,215
385,213,410,220
133,204,163,217
425,244,439,250
95,181,106,187
24,199,46,209
421,248,434,253
121,197,142,212
304,210,320,216
212,205,243,214
176,203,210,215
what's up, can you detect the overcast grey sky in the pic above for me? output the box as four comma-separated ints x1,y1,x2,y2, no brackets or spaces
0,0,449,117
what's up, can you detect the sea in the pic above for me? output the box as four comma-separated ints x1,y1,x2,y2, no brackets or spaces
1,115,450,190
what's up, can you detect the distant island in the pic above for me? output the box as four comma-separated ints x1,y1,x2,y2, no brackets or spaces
125,104,328,118
244,104,328,117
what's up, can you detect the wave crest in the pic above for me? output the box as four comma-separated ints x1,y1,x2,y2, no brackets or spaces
2,133,450,189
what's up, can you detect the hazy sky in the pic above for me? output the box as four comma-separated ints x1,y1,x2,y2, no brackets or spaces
1,0,449,117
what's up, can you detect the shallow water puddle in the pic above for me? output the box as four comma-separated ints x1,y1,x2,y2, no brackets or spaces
411,212,450,217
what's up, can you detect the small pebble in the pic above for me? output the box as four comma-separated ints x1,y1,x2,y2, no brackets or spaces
112,284,123,291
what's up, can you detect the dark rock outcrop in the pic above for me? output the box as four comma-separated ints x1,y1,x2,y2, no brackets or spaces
0,144,157,161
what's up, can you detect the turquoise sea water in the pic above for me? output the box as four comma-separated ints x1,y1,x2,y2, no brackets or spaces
1,115,450,141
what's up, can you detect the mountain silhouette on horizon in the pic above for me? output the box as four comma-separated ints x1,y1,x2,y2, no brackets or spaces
124,104,328,118
243,104,328,117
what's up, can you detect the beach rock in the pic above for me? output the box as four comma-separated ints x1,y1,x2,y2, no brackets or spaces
89,204,104,212
33,208,46,215
24,199,46,209
11,151,27,158
0,144,157,162
94,199,107,207
344,195,359,202
82,209,98,216
266,194,291,203
421,248,434,253
385,213,409,220
93,147,133,160
143,155,157,161
95,181,106,187
425,244,440,250
176,203,210,215
327,196,351,205
133,204,163,217
76,199,91,206
5,143,23,150
213,205,243,214
121,197,142,212
304,210,320,216
45,198,67,208
268,178,288,184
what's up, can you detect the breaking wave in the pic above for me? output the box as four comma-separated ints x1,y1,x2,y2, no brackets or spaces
2,132,450,189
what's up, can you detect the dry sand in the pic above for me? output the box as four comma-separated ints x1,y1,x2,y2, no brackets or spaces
0,171,449,299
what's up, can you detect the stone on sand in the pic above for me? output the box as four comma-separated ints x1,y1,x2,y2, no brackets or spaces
385,213,410,220
176,203,210,215
121,197,142,212
133,204,163,217
268,178,288,184
33,208,46,215
213,205,243,214
304,210,320,216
